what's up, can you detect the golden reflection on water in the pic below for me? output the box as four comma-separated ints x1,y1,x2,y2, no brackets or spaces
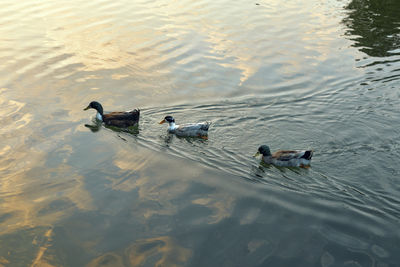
191,195,234,224
47,21,137,72
126,236,192,267
0,133,237,265
111,149,235,223
0,91,94,238
2,0,396,265
1,0,270,86
87,236,191,267
31,228,54,267
0,166,94,235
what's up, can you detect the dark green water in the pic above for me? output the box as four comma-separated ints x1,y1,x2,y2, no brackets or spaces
0,0,399,266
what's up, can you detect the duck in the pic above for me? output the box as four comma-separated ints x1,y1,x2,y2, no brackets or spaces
159,115,211,137
254,145,313,167
84,101,140,128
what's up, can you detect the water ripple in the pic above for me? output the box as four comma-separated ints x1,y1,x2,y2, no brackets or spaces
0,0,399,265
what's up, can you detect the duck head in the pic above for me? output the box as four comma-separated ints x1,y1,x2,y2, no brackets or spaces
84,101,104,121
84,101,104,115
254,145,271,157
159,115,177,131
159,116,175,124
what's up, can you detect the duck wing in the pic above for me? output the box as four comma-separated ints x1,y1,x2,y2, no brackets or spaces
103,109,140,120
177,121,211,132
272,150,313,161
103,109,140,127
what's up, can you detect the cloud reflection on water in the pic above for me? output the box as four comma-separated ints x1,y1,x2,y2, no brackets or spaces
87,236,191,267
0,0,399,265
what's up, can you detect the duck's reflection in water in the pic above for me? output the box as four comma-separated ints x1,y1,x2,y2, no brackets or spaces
84,120,139,136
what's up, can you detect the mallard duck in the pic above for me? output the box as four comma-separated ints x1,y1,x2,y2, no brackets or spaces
159,115,211,137
254,145,313,167
84,101,140,128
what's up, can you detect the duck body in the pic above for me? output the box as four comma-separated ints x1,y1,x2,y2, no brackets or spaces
255,145,313,167
159,116,210,137
84,101,140,128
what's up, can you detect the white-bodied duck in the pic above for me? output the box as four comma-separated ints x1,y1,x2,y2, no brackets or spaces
159,115,210,137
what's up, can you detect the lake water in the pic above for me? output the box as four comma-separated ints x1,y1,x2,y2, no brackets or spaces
0,0,399,266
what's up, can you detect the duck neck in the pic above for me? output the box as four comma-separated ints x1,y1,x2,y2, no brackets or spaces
93,104,104,121
96,112,103,121
168,122,177,131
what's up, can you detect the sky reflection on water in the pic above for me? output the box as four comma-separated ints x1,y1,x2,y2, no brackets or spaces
0,0,399,266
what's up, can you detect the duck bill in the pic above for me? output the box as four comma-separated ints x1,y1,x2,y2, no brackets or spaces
83,105,90,111
253,151,261,157
159,119,166,124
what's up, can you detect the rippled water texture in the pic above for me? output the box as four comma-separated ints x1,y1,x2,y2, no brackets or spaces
0,0,399,266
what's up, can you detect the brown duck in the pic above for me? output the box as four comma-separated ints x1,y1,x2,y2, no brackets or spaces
84,101,140,128
254,145,313,167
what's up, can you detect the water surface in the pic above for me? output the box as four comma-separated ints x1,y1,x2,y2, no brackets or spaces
0,0,399,266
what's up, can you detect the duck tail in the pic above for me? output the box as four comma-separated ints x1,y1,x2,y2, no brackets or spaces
129,108,140,121
203,121,211,131
301,150,313,160
136,109,140,121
